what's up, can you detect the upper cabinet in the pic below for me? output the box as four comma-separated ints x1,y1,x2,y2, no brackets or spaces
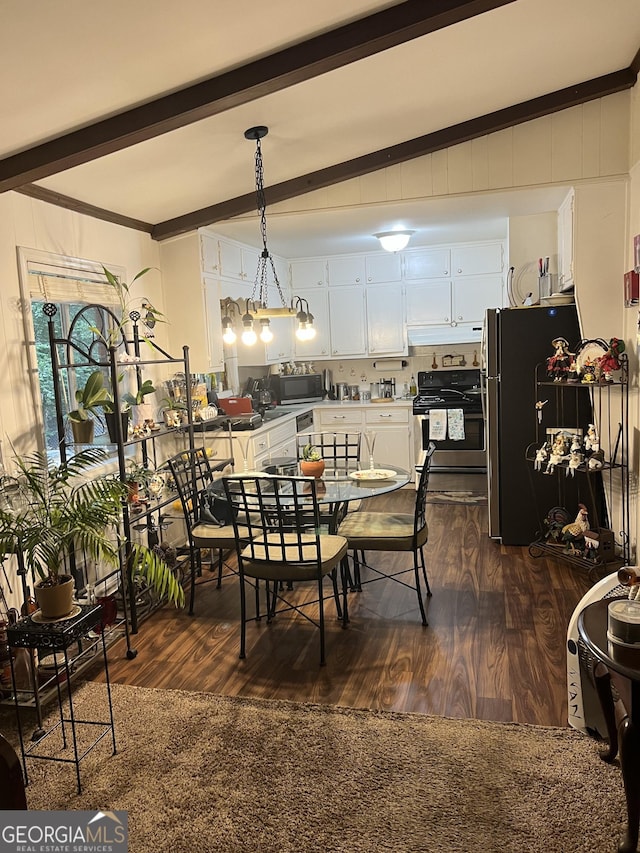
290,258,327,288
327,255,366,286
451,242,503,276
366,283,406,355
558,189,574,291
293,288,331,359
365,252,402,283
218,238,260,283
403,247,451,279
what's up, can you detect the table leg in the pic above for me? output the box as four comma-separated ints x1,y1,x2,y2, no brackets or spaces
617,714,640,853
594,661,618,762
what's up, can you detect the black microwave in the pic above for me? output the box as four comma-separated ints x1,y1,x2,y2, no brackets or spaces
267,373,323,405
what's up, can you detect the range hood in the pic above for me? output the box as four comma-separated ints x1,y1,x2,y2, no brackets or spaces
406,324,483,347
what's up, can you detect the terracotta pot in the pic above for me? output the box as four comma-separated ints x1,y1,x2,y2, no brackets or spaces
34,575,75,619
70,419,94,444
300,459,325,479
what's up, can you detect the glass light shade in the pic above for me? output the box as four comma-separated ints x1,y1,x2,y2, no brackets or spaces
259,319,273,343
374,230,415,252
242,326,257,345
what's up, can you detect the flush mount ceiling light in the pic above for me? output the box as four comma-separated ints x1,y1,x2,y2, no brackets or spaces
374,230,415,252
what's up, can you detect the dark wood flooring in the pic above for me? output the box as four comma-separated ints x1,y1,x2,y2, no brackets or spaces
92,478,596,728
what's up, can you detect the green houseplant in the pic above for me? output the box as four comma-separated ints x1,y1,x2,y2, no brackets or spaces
67,370,112,443
300,443,325,478
0,447,184,617
122,379,156,426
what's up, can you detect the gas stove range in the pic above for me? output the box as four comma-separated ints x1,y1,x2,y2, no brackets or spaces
413,369,483,415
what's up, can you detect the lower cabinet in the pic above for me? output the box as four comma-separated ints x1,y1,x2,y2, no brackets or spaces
315,405,413,471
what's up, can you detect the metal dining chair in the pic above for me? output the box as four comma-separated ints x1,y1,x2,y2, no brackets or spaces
337,441,436,625
167,448,240,615
295,431,361,475
222,473,349,665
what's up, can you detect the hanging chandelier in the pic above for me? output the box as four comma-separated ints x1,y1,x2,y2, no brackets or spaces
226,125,313,346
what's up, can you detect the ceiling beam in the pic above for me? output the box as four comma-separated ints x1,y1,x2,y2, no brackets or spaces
0,0,515,193
15,185,153,233
153,67,636,240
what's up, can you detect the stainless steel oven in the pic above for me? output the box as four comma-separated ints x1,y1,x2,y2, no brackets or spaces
413,369,486,473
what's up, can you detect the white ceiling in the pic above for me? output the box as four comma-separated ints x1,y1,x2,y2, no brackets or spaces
3,0,640,256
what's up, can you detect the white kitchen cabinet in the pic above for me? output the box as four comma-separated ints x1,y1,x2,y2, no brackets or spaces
403,247,450,280
327,255,366,286
290,258,327,289
406,279,452,325
294,288,331,359
315,407,365,430
246,418,298,470
452,274,503,323
365,252,402,283
558,189,574,290
366,283,407,355
201,232,220,275
159,233,224,373
218,238,259,283
451,242,503,276
328,287,367,356
364,406,412,471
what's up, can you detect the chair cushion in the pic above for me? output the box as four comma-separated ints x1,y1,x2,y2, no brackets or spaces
191,523,248,548
240,533,348,582
338,512,428,551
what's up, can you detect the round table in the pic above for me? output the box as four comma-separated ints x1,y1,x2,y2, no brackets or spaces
578,598,640,853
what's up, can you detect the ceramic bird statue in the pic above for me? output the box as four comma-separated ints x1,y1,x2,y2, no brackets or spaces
562,504,590,551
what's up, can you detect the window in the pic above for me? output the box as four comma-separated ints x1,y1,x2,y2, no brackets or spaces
17,248,127,456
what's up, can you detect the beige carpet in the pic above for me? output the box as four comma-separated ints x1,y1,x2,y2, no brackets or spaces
1,682,625,853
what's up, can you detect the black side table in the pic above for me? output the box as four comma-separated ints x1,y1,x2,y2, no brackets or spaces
578,598,640,853
7,604,117,794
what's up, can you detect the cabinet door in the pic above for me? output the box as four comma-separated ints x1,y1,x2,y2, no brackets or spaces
264,315,294,363
328,288,366,356
203,275,224,371
365,253,402,283
405,280,452,324
218,239,244,280
403,247,450,280
366,283,407,355
200,232,220,275
451,243,503,276
290,258,327,288
241,247,260,284
558,190,574,290
452,275,503,323
327,255,366,286
294,288,331,359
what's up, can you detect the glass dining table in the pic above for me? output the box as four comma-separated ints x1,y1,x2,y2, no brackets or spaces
209,464,410,533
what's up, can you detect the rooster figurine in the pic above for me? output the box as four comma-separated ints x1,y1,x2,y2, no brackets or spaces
562,504,590,554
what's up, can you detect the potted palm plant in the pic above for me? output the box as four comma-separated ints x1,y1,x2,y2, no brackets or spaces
300,443,325,478
0,447,184,618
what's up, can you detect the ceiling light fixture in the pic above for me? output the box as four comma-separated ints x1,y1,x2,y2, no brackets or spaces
294,296,316,341
374,230,415,253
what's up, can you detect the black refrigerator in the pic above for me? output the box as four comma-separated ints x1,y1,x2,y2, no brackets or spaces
484,304,590,545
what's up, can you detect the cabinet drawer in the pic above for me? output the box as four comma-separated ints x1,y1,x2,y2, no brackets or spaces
365,407,410,425
317,408,364,426
265,420,296,448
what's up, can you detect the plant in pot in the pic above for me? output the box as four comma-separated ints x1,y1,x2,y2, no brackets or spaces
101,373,131,443
300,443,325,478
122,379,156,427
67,369,112,444
125,458,155,507
0,447,185,619
159,396,188,428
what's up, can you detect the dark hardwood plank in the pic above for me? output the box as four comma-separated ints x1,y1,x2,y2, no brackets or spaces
92,494,593,727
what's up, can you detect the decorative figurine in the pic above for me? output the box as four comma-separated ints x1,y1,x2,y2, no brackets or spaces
535,399,548,423
567,448,583,477
597,337,625,382
534,441,550,472
588,448,605,470
584,423,599,453
562,504,590,554
546,337,574,381
580,357,597,383
546,433,570,474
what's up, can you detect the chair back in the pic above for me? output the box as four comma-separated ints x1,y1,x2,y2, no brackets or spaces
222,474,323,572
296,432,361,473
167,448,230,530
415,441,436,537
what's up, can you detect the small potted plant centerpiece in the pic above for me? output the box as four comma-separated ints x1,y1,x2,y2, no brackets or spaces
159,396,188,428
0,447,184,619
123,378,156,427
300,443,325,478
67,370,112,444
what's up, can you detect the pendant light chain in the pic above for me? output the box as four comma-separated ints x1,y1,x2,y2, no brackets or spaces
251,133,286,310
